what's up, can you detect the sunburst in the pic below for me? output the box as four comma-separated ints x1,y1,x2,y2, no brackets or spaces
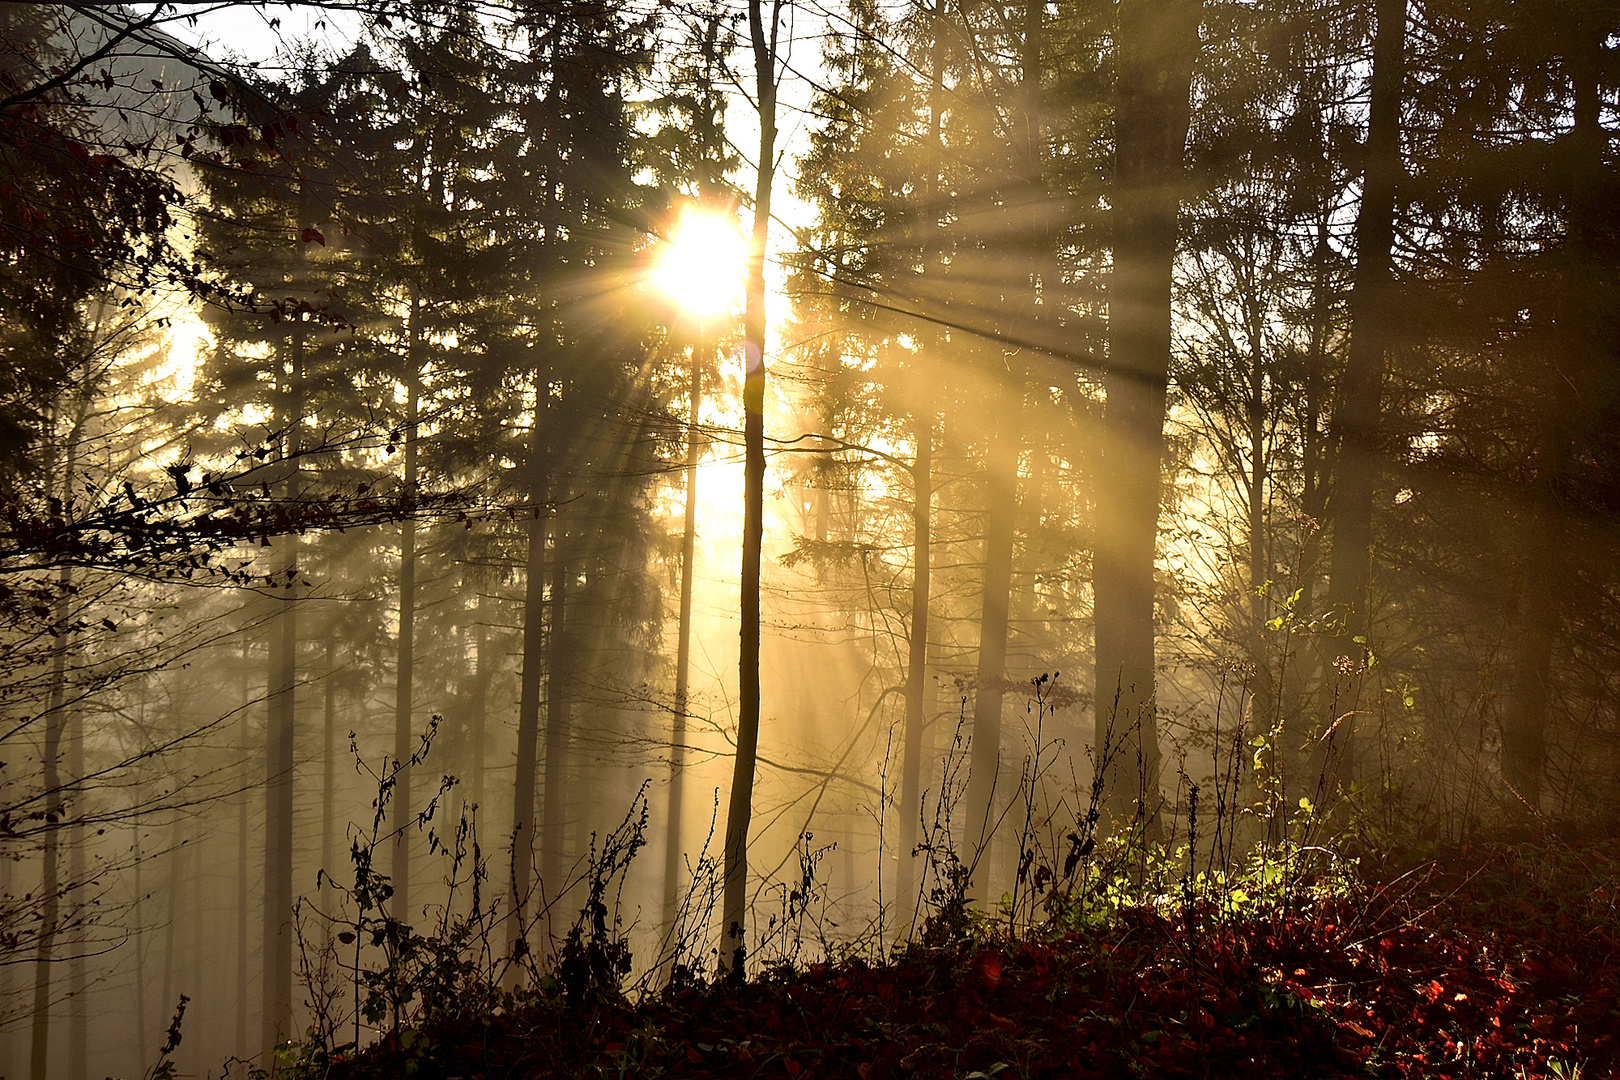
651,206,749,318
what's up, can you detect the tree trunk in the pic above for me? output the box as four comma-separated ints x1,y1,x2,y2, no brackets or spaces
472,595,488,812
31,386,87,1080
898,400,933,924
262,488,298,1061
663,343,702,939
1503,15,1603,811
508,376,550,977
160,813,181,1024
965,383,1019,868
263,278,305,1059
1245,333,1277,735
0,854,9,1079
540,515,570,902
720,0,778,980
1506,518,1555,808
322,632,337,923
965,0,1044,877
392,292,422,922
131,799,147,1064
29,565,69,1080
1318,0,1403,785
236,637,251,1055
1093,0,1199,831
898,0,947,927
67,695,86,1080
1271,214,1335,826
32,387,87,1080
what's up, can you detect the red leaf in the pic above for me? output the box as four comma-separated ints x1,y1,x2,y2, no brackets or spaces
978,951,1003,987
1424,979,1444,1004
300,226,325,246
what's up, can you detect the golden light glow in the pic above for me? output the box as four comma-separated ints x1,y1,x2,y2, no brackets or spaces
651,207,749,318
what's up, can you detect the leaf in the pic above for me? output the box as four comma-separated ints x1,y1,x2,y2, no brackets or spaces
300,226,325,246
978,950,1003,986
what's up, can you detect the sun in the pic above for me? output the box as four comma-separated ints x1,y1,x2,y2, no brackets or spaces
652,206,749,318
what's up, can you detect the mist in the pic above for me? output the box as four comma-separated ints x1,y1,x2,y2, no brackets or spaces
2,1,1618,1076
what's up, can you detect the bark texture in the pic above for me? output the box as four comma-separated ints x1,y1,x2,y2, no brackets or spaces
1318,0,1403,785
1093,0,1200,829
720,0,777,980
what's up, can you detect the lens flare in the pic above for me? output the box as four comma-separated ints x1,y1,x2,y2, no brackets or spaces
652,207,748,318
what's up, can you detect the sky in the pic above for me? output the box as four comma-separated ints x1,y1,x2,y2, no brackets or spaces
163,2,366,67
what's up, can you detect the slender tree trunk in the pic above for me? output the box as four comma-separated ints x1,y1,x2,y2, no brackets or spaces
393,292,422,921
509,539,542,966
263,490,298,1060
509,373,550,976
898,401,933,921
965,385,1019,865
131,694,151,1061
1273,214,1334,809
132,801,147,1063
898,0,947,927
31,383,89,1075
160,813,181,1021
33,390,87,1080
67,695,86,1080
720,0,779,980
264,258,306,1058
1093,0,1199,831
1245,341,1276,729
1318,0,1403,785
540,517,570,901
663,344,702,937
29,565,69,1080
322,632,337,921
237,637,251,1055
0,854,10,1080
1506,515,1556,808
472,596,488,812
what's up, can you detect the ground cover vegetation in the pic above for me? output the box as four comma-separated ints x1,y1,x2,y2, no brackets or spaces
327,833,1620,1080
1,0,1618,1077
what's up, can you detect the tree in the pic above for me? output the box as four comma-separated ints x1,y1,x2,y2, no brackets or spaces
643,3,743,943
720,0,782,979
498,0,658,971
1091,0,1202,830
1314,0,1405,789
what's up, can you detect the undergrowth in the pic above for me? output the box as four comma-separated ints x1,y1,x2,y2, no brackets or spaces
203,681,1619,1080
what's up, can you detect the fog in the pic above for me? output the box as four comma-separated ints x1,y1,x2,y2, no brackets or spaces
3,1,1618,1076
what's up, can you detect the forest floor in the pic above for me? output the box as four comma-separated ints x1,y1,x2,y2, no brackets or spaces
330,839,1619,1080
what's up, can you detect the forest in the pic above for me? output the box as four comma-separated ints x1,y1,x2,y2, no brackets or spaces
1,0,1618,1077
